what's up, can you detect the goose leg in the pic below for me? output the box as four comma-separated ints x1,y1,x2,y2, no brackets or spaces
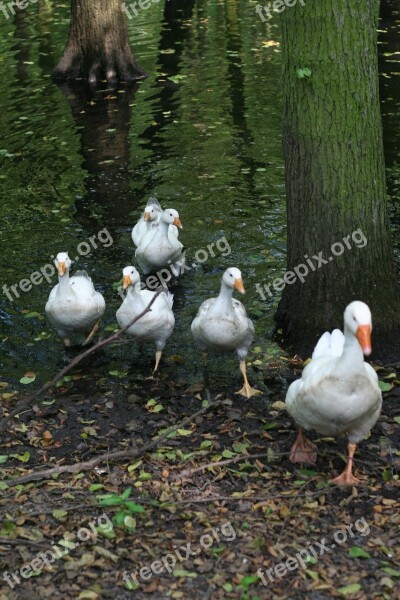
330,443,360,486
289,428,317,465
235,360,261,399
82,319,101,347
202,351,210,389
154,350,162,373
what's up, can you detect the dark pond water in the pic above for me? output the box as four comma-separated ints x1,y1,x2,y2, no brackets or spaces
0,2,399,393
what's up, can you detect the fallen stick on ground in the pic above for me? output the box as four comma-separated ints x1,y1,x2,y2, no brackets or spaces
0,289,163,434
171,452,273,480
4,399,223,487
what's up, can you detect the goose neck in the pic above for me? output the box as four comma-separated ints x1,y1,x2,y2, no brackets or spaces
338,324,365,370
158,218,170,234
214,281,234,311
57,270,70,295
127,283,145,307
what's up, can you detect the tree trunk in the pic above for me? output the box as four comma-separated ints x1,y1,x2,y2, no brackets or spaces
275,0,400,360
52,0,146,84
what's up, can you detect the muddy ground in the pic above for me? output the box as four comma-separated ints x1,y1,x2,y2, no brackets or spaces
0,356,399,600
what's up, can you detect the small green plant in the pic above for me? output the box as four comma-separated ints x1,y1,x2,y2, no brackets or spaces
296,67,312,79
237,575,260,599
97,487,145,532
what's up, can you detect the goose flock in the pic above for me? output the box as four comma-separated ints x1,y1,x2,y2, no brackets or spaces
45,198,383,485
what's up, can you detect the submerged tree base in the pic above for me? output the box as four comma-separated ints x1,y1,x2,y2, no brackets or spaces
52,47,147,85
52,0,147,85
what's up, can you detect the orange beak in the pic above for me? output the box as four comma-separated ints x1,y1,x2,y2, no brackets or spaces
173,217,183,229
356,324,372,356
57,262,66,276
122,275,132,290
144,211,151,221
234,278,245,294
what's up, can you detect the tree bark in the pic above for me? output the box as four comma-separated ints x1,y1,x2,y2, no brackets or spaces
275,0,400,360
52,0,146,84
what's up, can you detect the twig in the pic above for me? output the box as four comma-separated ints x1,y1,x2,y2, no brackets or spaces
4,399,223,487
171,452,273,480
0,289,163,434
5,503,97,519
161,489,335,505
0,538,49,549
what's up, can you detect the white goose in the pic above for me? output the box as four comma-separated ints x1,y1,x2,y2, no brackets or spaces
131,198,162,248
135,208,184,275
191,268,260,398
285,301,382,485
45,252,105,347
116,266,175,372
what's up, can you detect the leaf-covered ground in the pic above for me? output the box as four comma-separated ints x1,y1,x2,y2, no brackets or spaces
0,357,399,600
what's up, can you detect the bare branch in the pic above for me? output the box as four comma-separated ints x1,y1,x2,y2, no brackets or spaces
170,452,273,481
0,288,163,433
4,399,223,487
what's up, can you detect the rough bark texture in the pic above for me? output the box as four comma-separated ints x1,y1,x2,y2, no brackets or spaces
53,0,146,84
276,0,400,360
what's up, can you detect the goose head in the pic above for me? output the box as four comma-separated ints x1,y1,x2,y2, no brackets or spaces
144,203,160,222
344,301,372,356
122,266,141,290
222,267,245,294
161,208,183,229
55,252,72,277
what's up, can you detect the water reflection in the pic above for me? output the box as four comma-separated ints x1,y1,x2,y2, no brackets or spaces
0,3,399,389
